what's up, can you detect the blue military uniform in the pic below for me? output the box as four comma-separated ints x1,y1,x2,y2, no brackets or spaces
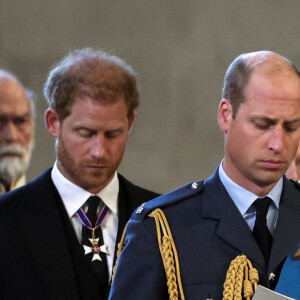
275,242,300,299
109,168,300,300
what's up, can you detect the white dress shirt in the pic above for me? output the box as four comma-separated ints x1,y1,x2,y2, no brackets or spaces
51,162,119,279
218,161,281,236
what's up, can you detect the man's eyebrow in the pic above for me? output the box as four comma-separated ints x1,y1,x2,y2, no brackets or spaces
251,116,277,124
0,112,31,118
285,118,300,123
252,116,300,124
14,112,32,118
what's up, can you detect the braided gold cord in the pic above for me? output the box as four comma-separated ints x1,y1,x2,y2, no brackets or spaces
233,258,247,300
223,256,240,299
150,210,179,300
158,209,185,299
222,255,259,300
149,209,185,300
162,236,179,299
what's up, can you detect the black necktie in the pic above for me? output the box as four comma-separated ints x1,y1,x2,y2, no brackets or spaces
82,196,109,295
253,197,273,261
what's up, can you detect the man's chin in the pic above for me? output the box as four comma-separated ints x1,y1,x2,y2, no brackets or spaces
79,175,114,193
253,173,283,188
0,155,30,181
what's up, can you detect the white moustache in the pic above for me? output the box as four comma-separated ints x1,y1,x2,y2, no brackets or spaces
0,144,26,157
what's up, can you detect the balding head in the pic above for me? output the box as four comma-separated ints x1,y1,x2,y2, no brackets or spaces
0,70,17,82
0,69,34,188
218,50,300,196
222,50,300,118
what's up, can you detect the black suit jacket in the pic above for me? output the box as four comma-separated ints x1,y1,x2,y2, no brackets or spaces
0,168,159,300
109,168,300,300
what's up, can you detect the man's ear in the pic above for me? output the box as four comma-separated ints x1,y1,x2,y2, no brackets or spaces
128,112,136,133
45,108,60,137
218,99,233,133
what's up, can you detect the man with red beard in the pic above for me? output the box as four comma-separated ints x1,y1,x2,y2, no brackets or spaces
0,48,159,300
0,70,34,193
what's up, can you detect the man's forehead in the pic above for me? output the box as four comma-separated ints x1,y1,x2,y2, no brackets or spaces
246,68,300,94
239,72,300,120
0,79,30,101
0,75,19,90
0,93,31,117
73,94,127,110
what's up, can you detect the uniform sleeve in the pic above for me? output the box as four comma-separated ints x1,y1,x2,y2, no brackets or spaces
108,218,168,299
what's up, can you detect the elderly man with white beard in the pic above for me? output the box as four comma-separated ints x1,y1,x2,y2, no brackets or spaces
0,70,34,193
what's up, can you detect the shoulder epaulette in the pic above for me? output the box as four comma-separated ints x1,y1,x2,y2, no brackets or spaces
289,179,300,190
132,180,204,221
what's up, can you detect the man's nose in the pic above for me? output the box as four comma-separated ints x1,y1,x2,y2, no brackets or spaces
2,121,19,144
268,126,284,153
90,134,108,158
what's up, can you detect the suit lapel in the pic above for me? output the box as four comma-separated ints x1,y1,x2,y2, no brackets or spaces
216,201,266,268
114,174,160,262
114,175,143,262
202,169,266,269
11,169,81,300
115,180,129,256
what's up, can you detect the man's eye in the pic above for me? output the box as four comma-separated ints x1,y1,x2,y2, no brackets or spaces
0,118,7,127
255,123,269,130
284,126,298,133
14,118,27,125
105,130,121,139
77,129,93,137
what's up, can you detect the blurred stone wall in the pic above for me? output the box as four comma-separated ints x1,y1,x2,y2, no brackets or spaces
1,0,300,193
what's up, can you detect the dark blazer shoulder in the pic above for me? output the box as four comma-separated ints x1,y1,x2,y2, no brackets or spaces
117,173,160,211
118,173,160,198
0,168,53,208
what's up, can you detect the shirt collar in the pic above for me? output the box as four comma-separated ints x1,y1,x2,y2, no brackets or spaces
51,162,119,218
11,174,26,190
219,161,282,216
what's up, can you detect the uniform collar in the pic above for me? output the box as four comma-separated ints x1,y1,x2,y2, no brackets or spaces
219,161,282,216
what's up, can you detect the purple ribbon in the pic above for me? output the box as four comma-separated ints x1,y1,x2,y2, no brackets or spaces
76,205,109,230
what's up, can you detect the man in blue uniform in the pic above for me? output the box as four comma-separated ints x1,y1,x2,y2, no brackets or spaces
109,51,300,300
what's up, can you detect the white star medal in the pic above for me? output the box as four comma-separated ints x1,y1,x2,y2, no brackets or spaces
76,202,110,262
83,230,109,261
